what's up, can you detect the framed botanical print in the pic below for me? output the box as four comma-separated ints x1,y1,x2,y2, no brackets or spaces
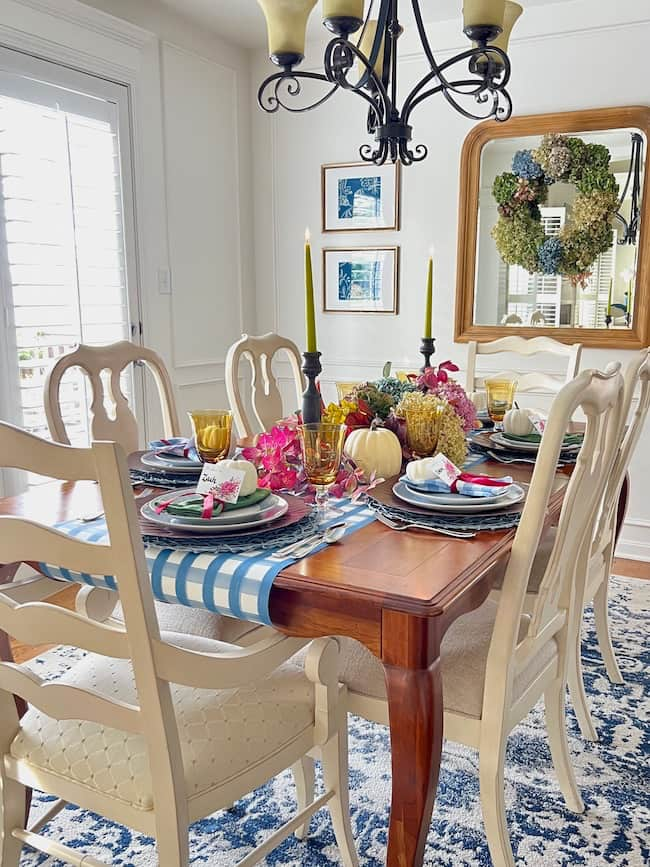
321,162,400,232
322,247,399,314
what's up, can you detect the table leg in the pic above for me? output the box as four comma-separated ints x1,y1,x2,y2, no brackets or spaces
382,611,443,867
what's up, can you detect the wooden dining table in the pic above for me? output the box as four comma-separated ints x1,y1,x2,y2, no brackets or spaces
0,456,629,867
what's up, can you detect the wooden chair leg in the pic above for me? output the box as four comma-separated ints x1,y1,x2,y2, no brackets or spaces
155,816,189,867
479,734,515,867
567,628,598,742
544,679,585,814
292,756,315,840
593,580,624,684
321,725,359,867
1,775,26,867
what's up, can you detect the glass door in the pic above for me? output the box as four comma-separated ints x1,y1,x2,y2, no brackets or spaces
0,47,142,494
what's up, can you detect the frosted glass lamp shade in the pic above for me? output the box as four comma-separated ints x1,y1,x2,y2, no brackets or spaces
357,19,385,80
323,1,364,18
463,0,506,29
257,0,318,63
491,1,523,54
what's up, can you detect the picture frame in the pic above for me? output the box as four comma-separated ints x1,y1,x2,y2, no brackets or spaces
322,247,399,314
321,161,401,232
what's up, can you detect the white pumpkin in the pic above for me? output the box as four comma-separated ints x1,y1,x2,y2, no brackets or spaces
218,459,259,496
344,425,402,480
503,407,534,436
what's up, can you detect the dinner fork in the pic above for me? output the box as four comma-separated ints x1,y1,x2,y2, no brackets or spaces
487,450,567,468
375,513,477,538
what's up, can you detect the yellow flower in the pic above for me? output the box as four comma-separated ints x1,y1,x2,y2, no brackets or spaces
322,400,358,425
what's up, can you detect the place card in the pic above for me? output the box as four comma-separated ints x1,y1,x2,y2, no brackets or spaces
196,463,245,504
427,453,461,486
529,412,546,434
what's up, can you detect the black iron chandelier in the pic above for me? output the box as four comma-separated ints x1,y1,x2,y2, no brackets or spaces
256,1,523,165
615,132,644,246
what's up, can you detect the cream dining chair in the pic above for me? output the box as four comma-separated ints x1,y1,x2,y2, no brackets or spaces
490,347,650,742
225,333,305,438
0,423,358,867
45,340,180,453
327,364,625,867
465,335,583,395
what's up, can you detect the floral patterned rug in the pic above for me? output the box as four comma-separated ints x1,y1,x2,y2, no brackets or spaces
20,576,649,866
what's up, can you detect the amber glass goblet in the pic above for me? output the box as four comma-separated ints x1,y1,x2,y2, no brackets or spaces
405,404,444,458
188,410,233,463
485,379,518,431
299,423,347,522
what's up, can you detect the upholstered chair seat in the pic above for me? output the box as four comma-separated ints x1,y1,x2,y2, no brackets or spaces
10,632,315,812
330,599,557,719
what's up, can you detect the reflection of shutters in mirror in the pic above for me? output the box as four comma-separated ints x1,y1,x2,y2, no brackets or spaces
0,49,141,494
576,232,617,328
503,207,565,325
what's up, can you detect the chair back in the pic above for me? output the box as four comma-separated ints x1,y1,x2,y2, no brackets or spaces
465,336,582,394
45,340,180,452
0,423,186,823
593,347,650,554
485,365,625,714
225,333,305,437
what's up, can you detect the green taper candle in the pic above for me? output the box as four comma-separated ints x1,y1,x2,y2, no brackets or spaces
424,251,434,339
305,228,317,353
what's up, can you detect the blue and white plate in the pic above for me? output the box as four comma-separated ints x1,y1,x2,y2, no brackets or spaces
403,479,512,506
490,432,581,454
393,479,525,513
141,451,203,473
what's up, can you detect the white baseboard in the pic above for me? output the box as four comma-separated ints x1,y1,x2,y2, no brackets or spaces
615,519,650,562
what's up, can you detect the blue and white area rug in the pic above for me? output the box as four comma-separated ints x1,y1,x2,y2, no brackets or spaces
21,577,649,866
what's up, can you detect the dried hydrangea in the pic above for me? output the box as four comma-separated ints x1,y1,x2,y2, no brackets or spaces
538,237,563,275
512,149,545,181
374,376,416,403
571,189,619,230
492,209,545,273
493,172,519,206
394,392,468,468
534,133,572,181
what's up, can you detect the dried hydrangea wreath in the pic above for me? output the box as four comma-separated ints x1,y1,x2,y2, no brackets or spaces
492,133,619,288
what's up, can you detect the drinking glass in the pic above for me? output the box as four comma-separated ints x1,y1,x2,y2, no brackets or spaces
188,410,233,463
335,381,360,402
485,379,517,431
405,404,444,458
299,423,347,523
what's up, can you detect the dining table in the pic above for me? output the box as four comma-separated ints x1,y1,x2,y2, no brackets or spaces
0,452,629,867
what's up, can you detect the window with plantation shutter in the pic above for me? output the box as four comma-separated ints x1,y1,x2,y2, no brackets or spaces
0,49,140,493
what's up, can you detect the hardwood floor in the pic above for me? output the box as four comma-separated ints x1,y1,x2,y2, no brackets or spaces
613,557,650,580
9,559,649,665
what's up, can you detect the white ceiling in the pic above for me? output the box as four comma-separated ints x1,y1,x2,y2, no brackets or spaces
157,0,573,49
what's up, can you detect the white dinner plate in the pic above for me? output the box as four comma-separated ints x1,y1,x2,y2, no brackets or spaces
141,490,288,532
490,432,581,454
403,479,512,506
393,480,526,513
141,451,203,473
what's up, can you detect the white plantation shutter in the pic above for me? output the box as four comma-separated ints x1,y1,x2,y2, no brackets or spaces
0,49,140,494
504,207,565,325
577,233,617,328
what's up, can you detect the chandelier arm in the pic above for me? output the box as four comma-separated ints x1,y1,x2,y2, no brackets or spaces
324,37,391,124
402,46,510,121
409,0,438,70
257,70,338,114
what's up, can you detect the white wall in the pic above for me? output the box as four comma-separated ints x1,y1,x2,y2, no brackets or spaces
0,0,255,437
250,0,650,560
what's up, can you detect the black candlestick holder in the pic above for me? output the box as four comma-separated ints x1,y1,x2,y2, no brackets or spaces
419,337,436,371
605,313,613,328
301,351,322,424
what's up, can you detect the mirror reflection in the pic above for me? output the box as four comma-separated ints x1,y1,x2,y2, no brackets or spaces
474,128,645,329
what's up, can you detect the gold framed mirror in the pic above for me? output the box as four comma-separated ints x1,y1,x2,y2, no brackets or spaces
455,106,650,349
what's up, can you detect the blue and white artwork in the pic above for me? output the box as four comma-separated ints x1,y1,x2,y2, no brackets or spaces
338,176,382,221
338,259,384,301
323,163,399,231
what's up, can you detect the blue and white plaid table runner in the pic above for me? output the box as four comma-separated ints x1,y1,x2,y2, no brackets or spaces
39,500,375,626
